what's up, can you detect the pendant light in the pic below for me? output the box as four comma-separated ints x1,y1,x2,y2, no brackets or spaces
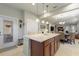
46,5,49,24
32,3,35,5
42,20,45,24
36,19,39,22
46,21,49,24
41,3,45,24
36,3,40,22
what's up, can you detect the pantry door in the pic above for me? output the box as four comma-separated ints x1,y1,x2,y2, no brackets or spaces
3,20,13,43
0,17,3,49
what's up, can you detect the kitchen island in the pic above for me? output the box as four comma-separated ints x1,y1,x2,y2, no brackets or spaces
23,33,62,56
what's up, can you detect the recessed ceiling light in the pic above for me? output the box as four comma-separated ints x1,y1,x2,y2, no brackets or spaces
44,10,47,13
36,19,40,22
53,5,57,8
43,13,50,17
46,21,49,24
59,22,65,24
42,20,45,24
32,3,35,5
59,22,62,24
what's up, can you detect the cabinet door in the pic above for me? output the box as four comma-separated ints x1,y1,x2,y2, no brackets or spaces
58,39,60,49
0,18,3,49
31,40,43,56
51,41,55,56
44,44,50,56
55,39,58,53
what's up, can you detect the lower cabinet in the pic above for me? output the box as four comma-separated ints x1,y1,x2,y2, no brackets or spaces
31,40,43,56
30,35,60,56
50,41,55,56
58,38,60,49
55,39,58,53
54,36,60,53
44,44,51,56
44,41,55,56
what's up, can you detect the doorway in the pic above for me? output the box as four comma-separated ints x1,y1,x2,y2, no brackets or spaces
3,20,13,43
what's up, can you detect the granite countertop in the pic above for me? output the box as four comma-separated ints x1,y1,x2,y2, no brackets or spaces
24,33,60,42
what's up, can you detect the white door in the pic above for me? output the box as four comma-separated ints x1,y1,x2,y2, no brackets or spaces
0,17,3,49
0,16,18,49
3,20,13,43
3,17,18,48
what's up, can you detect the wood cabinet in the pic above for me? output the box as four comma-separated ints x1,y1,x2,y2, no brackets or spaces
54,40,57,53
31,40,43,56
30,35,60,56
44,44,51,56
50,41,55,56
54,36,58,53
44,42,55,56
44,38,55,56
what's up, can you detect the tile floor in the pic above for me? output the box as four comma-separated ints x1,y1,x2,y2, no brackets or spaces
0,46,24,56
55,39,79,56
0,40,79,56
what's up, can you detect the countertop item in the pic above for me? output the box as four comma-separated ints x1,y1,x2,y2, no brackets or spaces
24,33,60,42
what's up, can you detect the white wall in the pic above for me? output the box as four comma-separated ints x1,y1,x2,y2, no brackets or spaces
0,17,3,49
0,4,24,19
24,12,39,34
64,24,77,33
0,4,24,49
77,22,79,33
0,4,24,40
23,11,39,56
0,16,18,49
64,25,71,32
18,23,24,39
71,25,77,33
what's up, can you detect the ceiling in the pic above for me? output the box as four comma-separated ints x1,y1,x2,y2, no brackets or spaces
1,3,79,25
52,4,79,25
1,3,69,16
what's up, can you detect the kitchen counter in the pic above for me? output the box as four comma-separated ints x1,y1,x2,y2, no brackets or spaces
25,33,60,42
23,33,62,56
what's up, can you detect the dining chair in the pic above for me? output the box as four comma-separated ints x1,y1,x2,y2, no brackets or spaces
70,33,75,44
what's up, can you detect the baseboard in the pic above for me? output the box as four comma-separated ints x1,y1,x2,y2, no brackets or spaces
0,45,17,53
